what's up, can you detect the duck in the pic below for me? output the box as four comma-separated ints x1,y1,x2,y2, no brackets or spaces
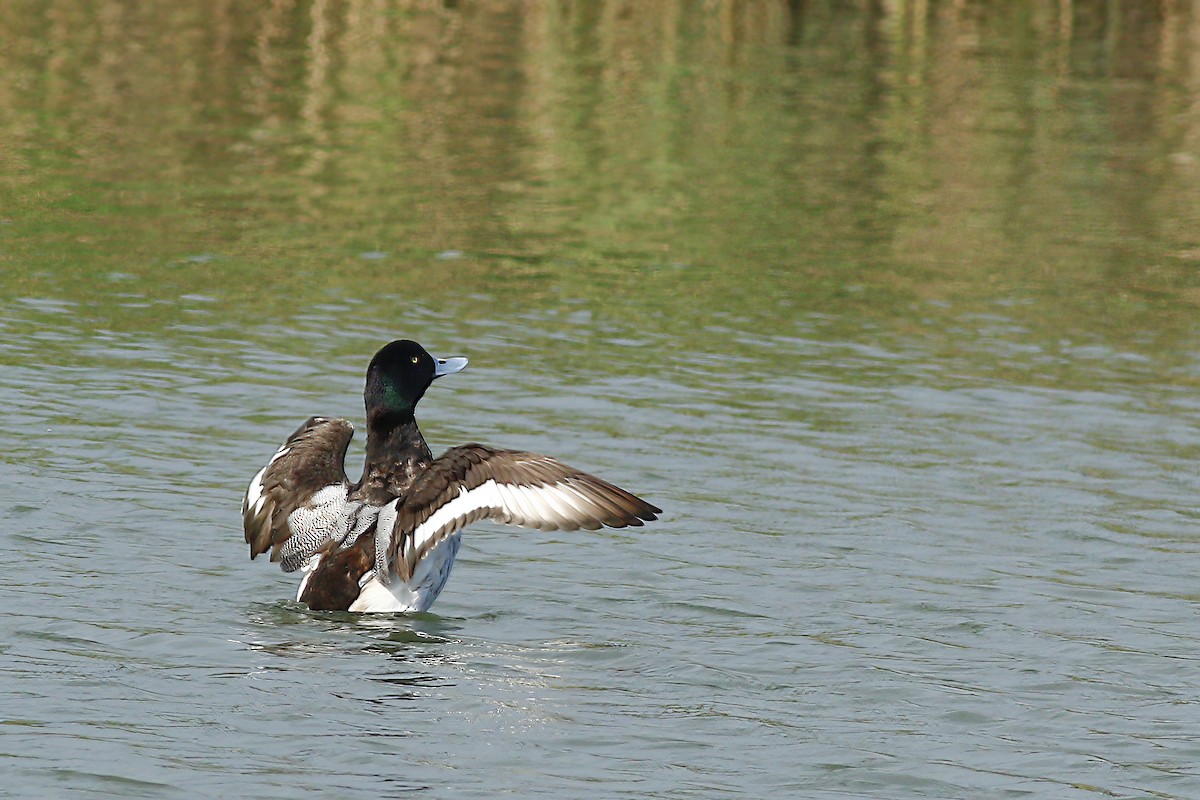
241,339,661,613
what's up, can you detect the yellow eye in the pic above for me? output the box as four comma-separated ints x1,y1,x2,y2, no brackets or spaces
411,356,420,364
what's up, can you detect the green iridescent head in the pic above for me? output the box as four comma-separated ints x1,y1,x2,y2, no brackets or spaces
364,339,467,426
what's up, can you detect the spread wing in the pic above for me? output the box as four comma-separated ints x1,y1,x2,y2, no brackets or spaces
383,444,661,581
242,416,363,572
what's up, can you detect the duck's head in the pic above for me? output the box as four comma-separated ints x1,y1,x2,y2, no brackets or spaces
364,339,468,425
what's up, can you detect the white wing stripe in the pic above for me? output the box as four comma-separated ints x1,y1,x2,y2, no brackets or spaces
410,480,504,553
557,481,608,518
520,484,569,528
496,482,533,524
406,479,612,549
521,485,560,524
536,482,576,521
511,485,544,525
393,475,647,578
539,483,590,527
491,482,519,524
245,466,269,514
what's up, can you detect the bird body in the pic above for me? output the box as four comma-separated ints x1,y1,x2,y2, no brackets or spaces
241,340,660,613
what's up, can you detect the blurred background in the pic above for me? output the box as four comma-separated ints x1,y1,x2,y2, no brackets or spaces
2,2,1200,798
2,0,1198,362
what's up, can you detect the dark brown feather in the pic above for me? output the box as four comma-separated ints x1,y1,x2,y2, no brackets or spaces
299,534,376,611
242,416,355,561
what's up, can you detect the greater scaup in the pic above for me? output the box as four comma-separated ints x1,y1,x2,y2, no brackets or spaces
241,339,660,613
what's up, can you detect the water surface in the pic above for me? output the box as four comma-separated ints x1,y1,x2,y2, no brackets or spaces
2,2,1200,798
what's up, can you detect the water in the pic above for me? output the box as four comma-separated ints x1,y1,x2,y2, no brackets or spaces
3,2,1200,798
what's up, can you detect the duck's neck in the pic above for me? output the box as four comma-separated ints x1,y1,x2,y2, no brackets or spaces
357,413,433,503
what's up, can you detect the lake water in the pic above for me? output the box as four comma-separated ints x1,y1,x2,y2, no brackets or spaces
2,2,1200,798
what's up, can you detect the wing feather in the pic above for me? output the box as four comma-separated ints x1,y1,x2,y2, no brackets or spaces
241,416,361,572
388,444,661,581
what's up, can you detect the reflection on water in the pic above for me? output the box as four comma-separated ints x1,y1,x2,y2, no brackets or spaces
1,0,1198,377
241,602,465,660
2,2,1200,799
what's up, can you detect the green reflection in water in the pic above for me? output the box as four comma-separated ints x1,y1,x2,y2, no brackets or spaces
1,0,1198,385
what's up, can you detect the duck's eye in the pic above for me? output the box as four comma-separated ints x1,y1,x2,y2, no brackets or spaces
411,356,420,364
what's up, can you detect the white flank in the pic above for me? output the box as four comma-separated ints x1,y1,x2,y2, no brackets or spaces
350,535,464,613
350,576,419,613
